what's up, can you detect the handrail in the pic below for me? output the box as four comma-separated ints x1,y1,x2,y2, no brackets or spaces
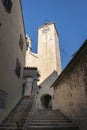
16,94,34,128
23,92,36,130
28,99,36,124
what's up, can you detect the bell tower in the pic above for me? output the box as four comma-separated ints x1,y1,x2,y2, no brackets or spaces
38,22,62,84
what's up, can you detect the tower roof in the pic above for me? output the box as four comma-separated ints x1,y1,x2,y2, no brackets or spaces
38,22,59,37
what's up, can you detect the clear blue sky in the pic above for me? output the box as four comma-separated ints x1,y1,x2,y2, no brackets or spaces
21,0,87,69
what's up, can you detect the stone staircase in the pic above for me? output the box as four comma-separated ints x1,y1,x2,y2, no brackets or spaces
0,97,80,130
0,96,34,130
27,109,80,130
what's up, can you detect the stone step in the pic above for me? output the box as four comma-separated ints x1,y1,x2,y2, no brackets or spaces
31,119,70,122
1,121,26,127
37,109,61,111
34,112,63,115
32,118,69,121
13,102,32,107
33,115,66,117
14,106,31,109
0,96,34,129
1,123,17,127
9,111,30,116
4,118,28,123
10,111,31,115
33,115,67,119
0,127,16,130
29,122,75,126
28,109,79,130
6,114,30,119
33,115,66,118
27,125,79,130
35,110,61,112
0,126,23,130
35,111,62,114
17,108,31,111
34,113,64,116
34,113,65,116
7,112,31,118
32,119,72,123
33,117,66,120
34,112,65,114
36,111,63,114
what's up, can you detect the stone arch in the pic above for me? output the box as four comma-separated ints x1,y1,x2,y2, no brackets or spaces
40,94,52,109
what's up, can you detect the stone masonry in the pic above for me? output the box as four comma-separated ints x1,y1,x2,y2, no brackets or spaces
53,40,87,130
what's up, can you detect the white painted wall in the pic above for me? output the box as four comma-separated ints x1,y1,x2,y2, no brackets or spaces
0,0,26,123
38,23,62,84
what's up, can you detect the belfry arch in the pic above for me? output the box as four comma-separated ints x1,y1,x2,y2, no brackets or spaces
40,94,52,109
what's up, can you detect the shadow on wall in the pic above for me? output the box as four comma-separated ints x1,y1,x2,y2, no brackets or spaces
40,94,52,109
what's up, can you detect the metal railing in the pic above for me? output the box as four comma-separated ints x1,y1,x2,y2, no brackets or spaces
23,91,36,130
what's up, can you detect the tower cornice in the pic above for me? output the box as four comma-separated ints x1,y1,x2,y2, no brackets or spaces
38,22,59,37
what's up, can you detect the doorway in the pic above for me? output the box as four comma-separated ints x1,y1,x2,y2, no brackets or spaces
40,94,52,109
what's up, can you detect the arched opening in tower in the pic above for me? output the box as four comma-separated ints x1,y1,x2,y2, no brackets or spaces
40,94,52,109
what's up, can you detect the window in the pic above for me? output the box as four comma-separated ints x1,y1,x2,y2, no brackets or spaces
19,34,24,51
2,0,12,13
42,27,50,33
0,89,8,110
15,59,21,78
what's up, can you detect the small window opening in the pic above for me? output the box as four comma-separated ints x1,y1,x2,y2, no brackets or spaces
19,34,24,51
15,59,21,78
2,0,12,13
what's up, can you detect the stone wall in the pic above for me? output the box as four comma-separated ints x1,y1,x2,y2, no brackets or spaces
25,51,38,68
36,71,58,109
53,40,87,130
23,67,39,99
0,0,26,123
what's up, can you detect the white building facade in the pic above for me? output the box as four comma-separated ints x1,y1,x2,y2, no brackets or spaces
0,0,26,123
25,22,62,109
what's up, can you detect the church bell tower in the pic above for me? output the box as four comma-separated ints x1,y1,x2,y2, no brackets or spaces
38,22,62,84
